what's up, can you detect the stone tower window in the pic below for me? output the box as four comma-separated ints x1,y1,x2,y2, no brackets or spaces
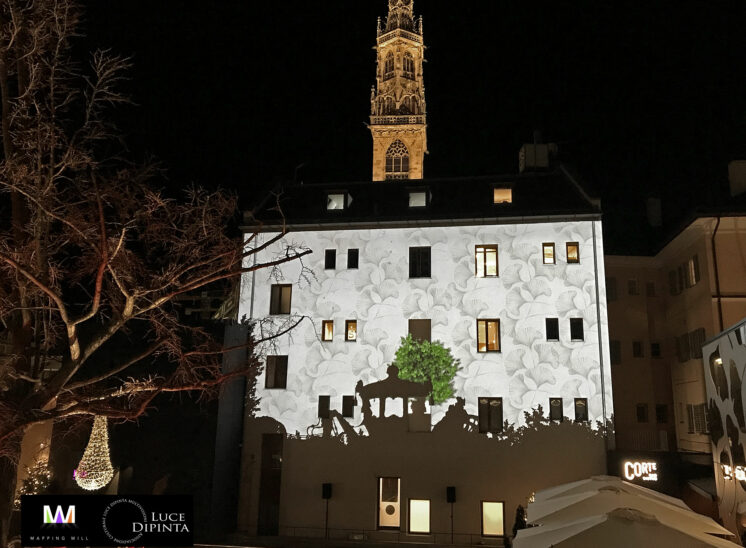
403,52,415,79
385,140,409,179
384,52,395,80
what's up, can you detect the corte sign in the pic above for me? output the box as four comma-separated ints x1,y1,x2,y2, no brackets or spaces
623,460,658,482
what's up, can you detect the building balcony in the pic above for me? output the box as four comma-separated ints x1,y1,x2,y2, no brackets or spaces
370,114,426,126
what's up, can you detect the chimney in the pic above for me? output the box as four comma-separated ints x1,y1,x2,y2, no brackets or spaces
728,160,746,197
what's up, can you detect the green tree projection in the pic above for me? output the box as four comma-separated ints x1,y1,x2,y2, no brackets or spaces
393,335,460,404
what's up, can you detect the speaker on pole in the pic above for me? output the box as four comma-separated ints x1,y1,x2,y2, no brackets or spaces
322,482,332,499
446,486,456,503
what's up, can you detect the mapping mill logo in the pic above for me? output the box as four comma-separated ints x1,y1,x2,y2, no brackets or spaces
43,505,75,524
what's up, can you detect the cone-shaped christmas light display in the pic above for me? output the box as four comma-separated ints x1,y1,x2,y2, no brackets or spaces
75,415,114,490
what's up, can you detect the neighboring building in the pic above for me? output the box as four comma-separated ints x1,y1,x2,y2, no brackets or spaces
704,318,746,538
234,1,613,541
606,211,746,511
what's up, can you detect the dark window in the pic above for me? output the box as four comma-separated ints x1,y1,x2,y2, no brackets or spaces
322,320,333,341
402,52,415,79
386,140,410,179
677,265,685,294
632,341,644,358
325,249,336,269
475,245,499,277
477,319,501,352
342,395,355,418
689,328,706,359
546,318,559,341
265,356,288,389
383,52,394,79
318,395,330,418
549,398,563,421
610,340,621,365
668,270,679,296
566,242,580,263
345,320,357,341
409,319,431,342
606,277,617,302
628,279,639,295
409,247,431,278
478,397,503,433
656,404,668,424
542,243,555,264
269,284,292,314
636,403,649,423
651,342,661,358
347,249,359,269
676,333,690,362
570,318,584,341
646,282,656,297
574,398,588,422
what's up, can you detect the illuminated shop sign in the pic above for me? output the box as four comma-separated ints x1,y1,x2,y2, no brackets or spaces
623,460,658,482
722,464,746,481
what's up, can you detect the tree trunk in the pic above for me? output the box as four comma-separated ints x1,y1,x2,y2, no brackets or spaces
0,438,21,548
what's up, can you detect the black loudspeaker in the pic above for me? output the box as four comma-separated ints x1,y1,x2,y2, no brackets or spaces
322,482,332,499
446,486,456,503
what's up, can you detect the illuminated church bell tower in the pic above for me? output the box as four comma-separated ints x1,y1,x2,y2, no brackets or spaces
370,0,427,181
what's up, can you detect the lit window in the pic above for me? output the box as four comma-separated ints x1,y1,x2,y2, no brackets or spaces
475,245,498,277
322,320,334,341
345,320,357,341
566,242,580,263
347,249,359,269
542,243,555,264
402,52,415,80
687,255,700,287
545,318,559,341
326,193,346,210
477,319,500,352
269,284,292,315
265,356,288,389
570,318,584,341
378,477,400,529
574,398,588,422
408,499,430,534
549,398,563,421
342,395,355,418
409,247,431,278
493,188,512,204
325,249,336,269
385,140,409,180
408,191,427,207
481,501,504,537
478,397,503,433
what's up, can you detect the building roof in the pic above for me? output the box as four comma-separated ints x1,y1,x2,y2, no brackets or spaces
243,166,602,232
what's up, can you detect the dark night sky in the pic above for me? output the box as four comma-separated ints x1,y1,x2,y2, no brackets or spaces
79,1,746,252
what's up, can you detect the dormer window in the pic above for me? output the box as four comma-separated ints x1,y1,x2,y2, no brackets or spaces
408,190,427,208
493,187,512,204
326,193,346,210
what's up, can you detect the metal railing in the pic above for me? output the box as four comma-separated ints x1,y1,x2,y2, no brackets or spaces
370,115,426,125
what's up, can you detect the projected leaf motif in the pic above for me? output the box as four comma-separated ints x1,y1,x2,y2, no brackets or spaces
246,221,611,433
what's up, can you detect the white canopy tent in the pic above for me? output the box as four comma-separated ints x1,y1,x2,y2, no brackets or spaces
528,485,732,537
514,508,737,548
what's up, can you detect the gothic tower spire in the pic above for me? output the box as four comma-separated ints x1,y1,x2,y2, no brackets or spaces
370,0,427,181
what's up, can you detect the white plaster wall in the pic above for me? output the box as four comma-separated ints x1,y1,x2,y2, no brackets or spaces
239,221,612,435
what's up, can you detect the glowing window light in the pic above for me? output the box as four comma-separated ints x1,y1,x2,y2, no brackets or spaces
543,243,555,264
322,320,334,341
493,188,512,204
346,320,357,341
409,499,430,534
481,501,504,536
75,416,114,491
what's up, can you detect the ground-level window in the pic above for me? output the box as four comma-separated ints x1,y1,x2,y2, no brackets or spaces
478,397,503,433
322,320,334,341
409,319,431,342
265,356,288,389
475,245,498,277
318,395,330,418
342,395,355,418
542,243,555,264
408,499,430,534
477,319,500,352
549,398,563,421
481,501,504,537
378,477,401,529
574,398,588,422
